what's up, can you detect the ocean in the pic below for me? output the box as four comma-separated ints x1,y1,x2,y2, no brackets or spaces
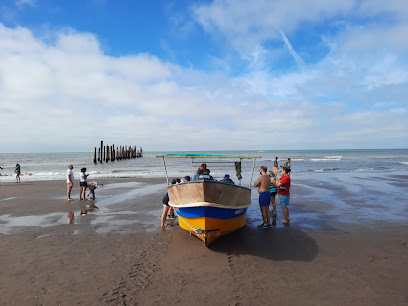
0,149,407,183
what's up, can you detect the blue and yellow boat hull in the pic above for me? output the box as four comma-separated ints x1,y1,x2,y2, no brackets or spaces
175,206,248,246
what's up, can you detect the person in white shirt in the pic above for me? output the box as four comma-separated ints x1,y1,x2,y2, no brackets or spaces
79,167,89,201
66,164,74,201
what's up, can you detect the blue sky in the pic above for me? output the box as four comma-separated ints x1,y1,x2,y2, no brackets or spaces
0,0,407,152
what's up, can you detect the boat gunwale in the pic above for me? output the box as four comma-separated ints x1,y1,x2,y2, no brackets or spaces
170,202,251,209
167,179,251,191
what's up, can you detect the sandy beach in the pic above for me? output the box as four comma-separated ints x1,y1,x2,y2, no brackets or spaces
0,173,407,305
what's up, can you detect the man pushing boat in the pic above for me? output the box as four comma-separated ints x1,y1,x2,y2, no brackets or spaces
254,165,271,229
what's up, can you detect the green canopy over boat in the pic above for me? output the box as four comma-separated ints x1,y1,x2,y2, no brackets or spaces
157,153,260,159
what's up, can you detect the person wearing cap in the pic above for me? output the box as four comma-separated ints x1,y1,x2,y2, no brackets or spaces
254,165,271,229
220,174,235,185
273,166,291,223
182,175,191,182
195,163,207,175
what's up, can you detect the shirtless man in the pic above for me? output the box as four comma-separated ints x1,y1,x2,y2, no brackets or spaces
254,165,271,229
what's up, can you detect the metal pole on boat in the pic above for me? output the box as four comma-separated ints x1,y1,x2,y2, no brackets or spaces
249,158,257,187
162,157,169,185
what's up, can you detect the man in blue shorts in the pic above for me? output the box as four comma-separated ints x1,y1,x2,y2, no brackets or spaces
254,165,271,229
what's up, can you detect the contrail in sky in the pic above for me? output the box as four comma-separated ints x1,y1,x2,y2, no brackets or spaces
278,29,306,70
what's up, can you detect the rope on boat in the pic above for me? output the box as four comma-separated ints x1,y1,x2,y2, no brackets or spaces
178,217,204,236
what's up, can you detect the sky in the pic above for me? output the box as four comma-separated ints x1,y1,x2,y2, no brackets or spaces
0,0,407,152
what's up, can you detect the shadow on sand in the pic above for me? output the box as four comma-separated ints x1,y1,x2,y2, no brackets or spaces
209,224,319,262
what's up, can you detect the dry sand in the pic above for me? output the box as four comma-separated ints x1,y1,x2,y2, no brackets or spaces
0,175,407,305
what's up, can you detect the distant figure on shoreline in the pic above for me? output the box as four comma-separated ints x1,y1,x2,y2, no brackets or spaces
284,158,291,175
14,163,21,183
254,165,271,229
66,164,74,201
79,168,89,201
273,166,291,224
274,157,279,177
0,164,3,176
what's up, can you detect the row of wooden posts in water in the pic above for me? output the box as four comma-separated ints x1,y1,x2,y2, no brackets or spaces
93,141,143,163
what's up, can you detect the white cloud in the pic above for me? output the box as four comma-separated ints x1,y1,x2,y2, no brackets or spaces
193,0,355,56
0,17,407,152
15,0,36,7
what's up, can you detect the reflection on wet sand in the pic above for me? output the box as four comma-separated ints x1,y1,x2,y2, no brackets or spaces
67,212,75,224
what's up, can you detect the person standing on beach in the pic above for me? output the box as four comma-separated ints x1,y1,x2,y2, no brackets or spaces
254,165,271,229
14,163,21,183
79,168,89,201
66,164,74,201
274,157,279,177
161,179,177,227
273,167,291,223
269,170,278,218
0,164,3,176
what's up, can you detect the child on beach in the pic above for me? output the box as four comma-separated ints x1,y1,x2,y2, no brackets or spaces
87,181,100,199
269,170,278,218
14,163,21,183
79,168,89,201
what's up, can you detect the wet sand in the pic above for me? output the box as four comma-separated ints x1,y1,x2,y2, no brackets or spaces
0,174,407,305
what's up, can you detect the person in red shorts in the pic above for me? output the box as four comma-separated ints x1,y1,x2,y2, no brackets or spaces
273,167,291,223
66,164,74,201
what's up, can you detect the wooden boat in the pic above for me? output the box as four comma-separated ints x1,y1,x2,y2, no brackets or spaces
158,153,260,246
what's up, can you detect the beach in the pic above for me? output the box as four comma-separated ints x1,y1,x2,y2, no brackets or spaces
0,172,407,305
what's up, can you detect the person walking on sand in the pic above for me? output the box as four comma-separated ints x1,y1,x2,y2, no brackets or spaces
254,165,271,229
274,157,279,177
273,167,291,224
79,168,89,201
14,163,21,183
66,164,74,201
269,170,278,218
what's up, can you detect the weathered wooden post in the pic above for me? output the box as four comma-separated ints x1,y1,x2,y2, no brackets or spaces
93,147,97,163
100,141,103,163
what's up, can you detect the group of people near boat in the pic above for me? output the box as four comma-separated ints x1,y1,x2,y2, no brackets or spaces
161,163,236,227
255,157,291,229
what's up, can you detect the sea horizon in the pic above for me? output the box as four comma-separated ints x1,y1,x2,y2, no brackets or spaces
0,148,407,183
